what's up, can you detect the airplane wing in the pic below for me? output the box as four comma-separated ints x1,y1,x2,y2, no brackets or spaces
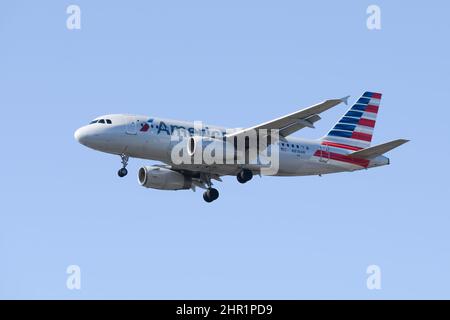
152,163,227,191
226,96,350,139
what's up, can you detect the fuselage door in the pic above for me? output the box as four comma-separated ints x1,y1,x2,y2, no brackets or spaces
126,117,137,135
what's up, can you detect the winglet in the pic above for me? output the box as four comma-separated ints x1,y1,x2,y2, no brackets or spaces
340,95,350,106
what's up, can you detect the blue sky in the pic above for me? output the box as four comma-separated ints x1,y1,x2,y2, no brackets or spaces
0,1,449,299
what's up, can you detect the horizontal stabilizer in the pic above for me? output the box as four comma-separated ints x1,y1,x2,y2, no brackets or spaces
349,139,409,159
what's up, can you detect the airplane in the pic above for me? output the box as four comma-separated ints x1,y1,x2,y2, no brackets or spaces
74,91,408,202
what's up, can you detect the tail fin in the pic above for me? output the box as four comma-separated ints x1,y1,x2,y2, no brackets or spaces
322,91,382,149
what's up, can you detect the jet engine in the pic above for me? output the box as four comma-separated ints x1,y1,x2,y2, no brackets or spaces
138,166,191,190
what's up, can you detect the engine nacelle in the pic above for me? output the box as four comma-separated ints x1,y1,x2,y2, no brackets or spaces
186,136,239,162
138,166,191,190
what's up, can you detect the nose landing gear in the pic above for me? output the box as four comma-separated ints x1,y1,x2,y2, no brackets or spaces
117,154,129,177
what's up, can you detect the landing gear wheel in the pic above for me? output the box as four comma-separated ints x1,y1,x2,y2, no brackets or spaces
203,188,219,203
118,154,129,178
237,174,246,184
118,168,128,177
203,192,213,203
237,169,253,184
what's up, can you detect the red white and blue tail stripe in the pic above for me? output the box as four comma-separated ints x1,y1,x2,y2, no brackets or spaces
322,91,382,149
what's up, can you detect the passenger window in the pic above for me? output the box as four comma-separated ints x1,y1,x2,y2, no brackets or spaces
106,119,112,124
98,119,105,124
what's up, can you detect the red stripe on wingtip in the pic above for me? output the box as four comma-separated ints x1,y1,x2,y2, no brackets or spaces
351,132,373,142
365,105,379,114
372,93,382,99
358,118,376,128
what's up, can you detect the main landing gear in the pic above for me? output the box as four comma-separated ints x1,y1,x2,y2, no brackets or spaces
203,188,219,203
201,174,220,203
118,154,129,177
237,169,253,184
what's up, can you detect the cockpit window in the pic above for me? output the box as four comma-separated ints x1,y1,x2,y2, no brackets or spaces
89,118,112,124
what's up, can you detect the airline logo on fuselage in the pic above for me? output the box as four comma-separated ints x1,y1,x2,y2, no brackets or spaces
140,118,226,137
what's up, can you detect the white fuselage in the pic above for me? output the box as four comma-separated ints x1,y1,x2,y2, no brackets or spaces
74,114,389,177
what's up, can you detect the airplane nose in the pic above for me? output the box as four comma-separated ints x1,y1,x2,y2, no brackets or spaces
74,125,108,150
74,128,81,141
74,127,89,146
